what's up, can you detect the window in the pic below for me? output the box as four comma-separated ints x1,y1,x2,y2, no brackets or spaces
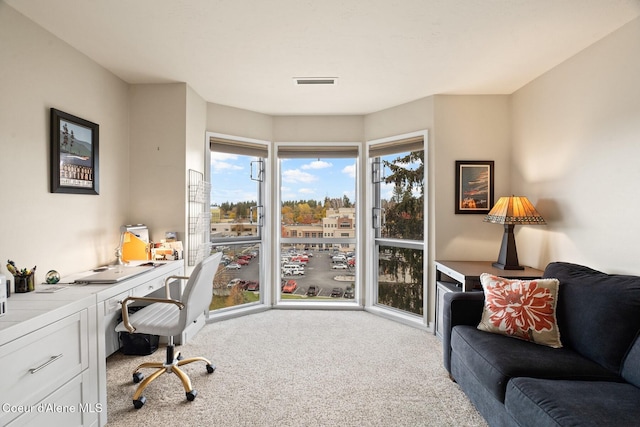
277,143,360,305
368,132,427,324
208,134,269,312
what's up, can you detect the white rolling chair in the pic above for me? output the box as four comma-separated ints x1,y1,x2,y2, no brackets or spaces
115,252,222,409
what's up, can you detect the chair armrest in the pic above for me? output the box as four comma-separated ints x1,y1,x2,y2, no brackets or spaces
163,275,189,298
120,295,185,333
442,291,485,374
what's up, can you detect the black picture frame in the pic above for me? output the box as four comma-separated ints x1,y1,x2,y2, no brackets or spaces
50,108,99,195
455,160,494,214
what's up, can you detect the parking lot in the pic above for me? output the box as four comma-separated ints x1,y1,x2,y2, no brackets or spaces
281,253,354,299
225,251,355,300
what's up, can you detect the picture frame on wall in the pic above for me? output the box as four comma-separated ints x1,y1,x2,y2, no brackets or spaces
455,160,494,214
50,108,99,195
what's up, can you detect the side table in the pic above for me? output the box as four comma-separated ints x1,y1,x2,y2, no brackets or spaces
434,260,544,338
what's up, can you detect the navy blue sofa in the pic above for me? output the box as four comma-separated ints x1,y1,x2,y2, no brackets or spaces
442,262,640,427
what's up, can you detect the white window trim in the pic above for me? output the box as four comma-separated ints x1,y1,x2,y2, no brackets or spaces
364,130,430,331
274,141,363,309
206,131,273,320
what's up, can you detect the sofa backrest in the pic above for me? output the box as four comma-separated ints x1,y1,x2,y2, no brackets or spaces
543,262,640,374
622,335,640,387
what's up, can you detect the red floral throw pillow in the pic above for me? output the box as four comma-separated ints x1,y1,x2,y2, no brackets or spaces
477,273,562,348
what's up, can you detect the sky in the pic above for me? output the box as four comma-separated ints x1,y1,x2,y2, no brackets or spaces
210,153,357,205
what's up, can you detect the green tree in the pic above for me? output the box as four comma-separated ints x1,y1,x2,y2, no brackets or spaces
378,150,424,315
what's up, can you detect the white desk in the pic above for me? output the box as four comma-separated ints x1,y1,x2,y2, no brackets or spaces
0,260,184,427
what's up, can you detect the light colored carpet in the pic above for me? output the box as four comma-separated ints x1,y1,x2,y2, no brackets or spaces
106,310,487,426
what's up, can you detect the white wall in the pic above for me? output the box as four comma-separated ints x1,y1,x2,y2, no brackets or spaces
511,17,640,274
0,4,130,277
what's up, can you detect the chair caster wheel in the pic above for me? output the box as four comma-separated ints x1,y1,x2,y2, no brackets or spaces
206,364,215,374
133,372,144,383
186,390,198,401
133,396,146,409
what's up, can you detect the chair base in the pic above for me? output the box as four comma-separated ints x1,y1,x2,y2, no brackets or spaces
129,345,215,409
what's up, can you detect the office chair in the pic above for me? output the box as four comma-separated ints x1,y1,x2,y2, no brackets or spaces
115,252,222,409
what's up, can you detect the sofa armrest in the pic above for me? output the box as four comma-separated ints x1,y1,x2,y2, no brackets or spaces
442,291,484,374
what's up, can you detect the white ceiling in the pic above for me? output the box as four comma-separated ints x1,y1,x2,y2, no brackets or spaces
6,0,640,115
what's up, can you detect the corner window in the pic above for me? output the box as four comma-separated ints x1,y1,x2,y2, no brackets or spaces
368,132,427,322
208,134,269,312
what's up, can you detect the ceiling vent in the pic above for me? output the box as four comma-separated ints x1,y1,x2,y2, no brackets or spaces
294,77,338,86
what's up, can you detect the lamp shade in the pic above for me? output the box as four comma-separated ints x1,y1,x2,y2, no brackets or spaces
484,196,546,225
484,196,545,270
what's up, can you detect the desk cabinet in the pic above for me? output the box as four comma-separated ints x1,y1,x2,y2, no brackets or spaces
434,261,544,338
0,260,184,427
0,308,98,427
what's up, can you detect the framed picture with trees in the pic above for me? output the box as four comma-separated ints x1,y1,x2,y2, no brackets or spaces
50,108,99,194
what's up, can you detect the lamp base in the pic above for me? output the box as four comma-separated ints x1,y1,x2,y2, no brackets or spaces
492,262,524,270
493,224,524,270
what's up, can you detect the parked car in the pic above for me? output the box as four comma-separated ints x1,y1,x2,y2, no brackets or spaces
225,262,241,270
227,278,244,288
332,263,348,269
306,286,318,297
282,280,298,293
330,287,343,297
245,281,259,291
344,287,354,298
236,258,249,265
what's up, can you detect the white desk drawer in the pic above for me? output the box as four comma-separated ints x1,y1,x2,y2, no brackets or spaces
0,311,88,426
104,290,131,315
5,372,98,427
133,272,172,297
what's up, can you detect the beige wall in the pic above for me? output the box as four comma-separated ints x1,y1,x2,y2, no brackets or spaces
0,4,130,276
273,115,364,142
129,83,188,244
432,95,511,262
511,16,640,274
206,103,273,141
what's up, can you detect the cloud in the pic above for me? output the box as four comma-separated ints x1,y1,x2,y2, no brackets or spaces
282,169,317,183
301,160,332,170
299,188,316,194
211,160,243,173
211,152,244,173
342,164,356,178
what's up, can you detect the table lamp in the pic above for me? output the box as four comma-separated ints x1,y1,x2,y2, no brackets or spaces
484,196,546,270
115,225,129,266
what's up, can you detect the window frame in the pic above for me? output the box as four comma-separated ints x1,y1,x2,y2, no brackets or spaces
364,130,429,329
275,141,362,308
206,132,272,321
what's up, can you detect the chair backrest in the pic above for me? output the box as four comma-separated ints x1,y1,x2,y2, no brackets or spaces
178,252,223,329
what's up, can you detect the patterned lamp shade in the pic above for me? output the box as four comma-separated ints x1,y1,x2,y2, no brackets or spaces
484,196,546,225
484,196,545,270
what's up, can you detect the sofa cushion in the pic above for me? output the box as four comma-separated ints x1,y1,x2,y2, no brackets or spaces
622,335,640,387
505,377,640,427
451,325,621,402
478,273,562,348
544,262,640,373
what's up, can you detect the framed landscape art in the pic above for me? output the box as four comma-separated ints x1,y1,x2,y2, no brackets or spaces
455,160,494,214
50,108,99,194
